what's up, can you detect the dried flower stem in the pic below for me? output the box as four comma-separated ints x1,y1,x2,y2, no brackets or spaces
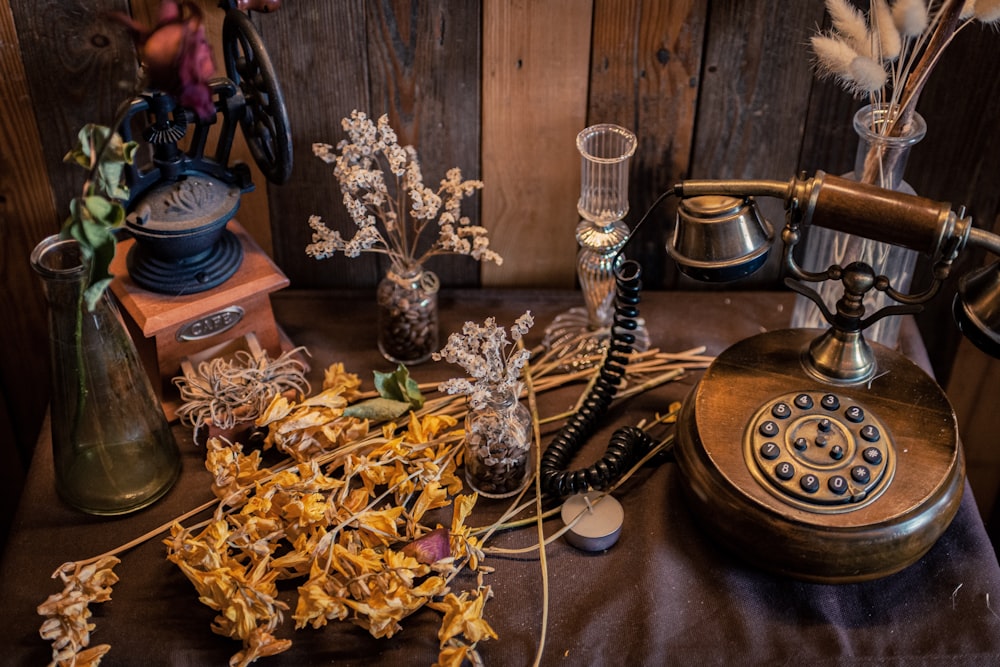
54,500,218,574
893,0,964,131
520,339,549,667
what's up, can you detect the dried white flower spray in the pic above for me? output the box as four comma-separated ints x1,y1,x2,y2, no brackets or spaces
433,312,534,410
306,110,503,271
813,0,1000,116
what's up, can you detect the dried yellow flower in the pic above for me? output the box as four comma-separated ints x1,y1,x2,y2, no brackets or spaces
228,627,292,667
165,520,289,659
428,587,498,647
434,643,475,667
322,362,364,398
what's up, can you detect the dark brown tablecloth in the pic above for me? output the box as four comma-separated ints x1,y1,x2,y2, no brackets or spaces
2,289,999,666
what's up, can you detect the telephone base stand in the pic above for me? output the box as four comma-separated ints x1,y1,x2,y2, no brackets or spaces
674,328,964,584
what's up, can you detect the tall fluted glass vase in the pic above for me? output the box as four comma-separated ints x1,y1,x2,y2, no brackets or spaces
32,235,181,515
791,104,927,348
543,123,648,351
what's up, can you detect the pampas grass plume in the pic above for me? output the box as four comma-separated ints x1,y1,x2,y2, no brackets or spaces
849,55,889,94
872,0,902,59
826,0,873,56
892,0,930,38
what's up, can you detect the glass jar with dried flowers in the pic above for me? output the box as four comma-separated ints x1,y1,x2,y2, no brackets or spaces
434,312,535,498
307,110,503,364
791,0,1000,348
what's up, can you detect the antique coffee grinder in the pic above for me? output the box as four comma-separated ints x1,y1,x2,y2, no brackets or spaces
109,2,293,416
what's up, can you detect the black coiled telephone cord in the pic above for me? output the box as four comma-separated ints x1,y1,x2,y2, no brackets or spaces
537,188,676,498
538,260,656,497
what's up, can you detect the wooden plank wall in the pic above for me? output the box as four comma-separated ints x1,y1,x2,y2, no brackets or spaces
4,0,1000,534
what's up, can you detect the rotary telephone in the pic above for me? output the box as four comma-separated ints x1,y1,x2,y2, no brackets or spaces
540,171,1000,584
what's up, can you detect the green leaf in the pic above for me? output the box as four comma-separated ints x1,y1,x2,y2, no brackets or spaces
63,124,136,201
82,277,113,312
62,196,121,312
58,124,133,312
63,124,104,168
97,161,130,201
343,397,413,421
373,364,424,409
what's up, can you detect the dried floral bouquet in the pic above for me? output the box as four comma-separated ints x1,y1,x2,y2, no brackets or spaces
435,313,536,497
810,0,1000,184
307,110,505,363
307,110,503,270
37,336,712,667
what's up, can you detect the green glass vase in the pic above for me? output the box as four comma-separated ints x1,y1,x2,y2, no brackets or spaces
31,234,181,515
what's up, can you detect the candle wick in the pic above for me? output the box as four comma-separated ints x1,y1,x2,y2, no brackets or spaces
584,495,595,513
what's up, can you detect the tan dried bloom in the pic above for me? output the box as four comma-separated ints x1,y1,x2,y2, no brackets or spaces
871,0,902,59
37,556,120,667
974,0,1000,22
894,0,931,35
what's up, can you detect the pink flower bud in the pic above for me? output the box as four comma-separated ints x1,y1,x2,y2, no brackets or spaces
113,1,217,119
401,527,451,564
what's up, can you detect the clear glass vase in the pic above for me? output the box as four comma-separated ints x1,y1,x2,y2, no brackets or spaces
463,390,533,498
791,104,927,348
543,123,649,351
376,261,439,365
576,123,636,330
31,235,181,515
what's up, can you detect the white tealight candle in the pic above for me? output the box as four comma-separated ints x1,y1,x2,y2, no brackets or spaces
560,492,624,552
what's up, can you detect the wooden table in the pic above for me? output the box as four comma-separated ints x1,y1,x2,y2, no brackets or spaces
2,289,999,666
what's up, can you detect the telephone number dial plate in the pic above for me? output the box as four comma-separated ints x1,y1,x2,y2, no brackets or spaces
745,390,896,512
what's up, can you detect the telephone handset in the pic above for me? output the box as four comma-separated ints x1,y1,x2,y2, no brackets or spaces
540,171,1000,583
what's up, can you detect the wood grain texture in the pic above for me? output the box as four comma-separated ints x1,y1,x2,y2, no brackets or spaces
588,0,708,290
0,0,52,475
11,0,139,217
480,0,593,288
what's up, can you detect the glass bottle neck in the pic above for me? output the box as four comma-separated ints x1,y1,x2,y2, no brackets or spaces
852,104,926,191
31,235,92,308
